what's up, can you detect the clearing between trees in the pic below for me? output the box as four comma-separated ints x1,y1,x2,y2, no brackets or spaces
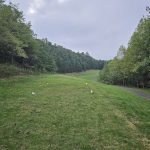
0,70,150,149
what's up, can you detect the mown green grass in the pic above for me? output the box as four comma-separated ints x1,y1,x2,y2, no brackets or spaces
67,70,99,81
0,71,150,149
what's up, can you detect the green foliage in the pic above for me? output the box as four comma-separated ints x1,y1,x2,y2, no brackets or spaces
0,3,28,59
50,46,104,73
0,64,34,77
100,15,150,88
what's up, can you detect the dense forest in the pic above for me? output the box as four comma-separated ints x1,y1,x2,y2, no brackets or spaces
99,9,150,88
0,1,105,74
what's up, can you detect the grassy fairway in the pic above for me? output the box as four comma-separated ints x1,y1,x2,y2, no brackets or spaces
67,70,99,81
0,72,150,149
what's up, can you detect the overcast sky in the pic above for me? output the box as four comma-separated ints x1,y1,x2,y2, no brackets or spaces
7,0,149,60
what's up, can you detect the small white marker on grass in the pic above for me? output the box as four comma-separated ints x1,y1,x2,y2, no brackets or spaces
32,92,35,95
85,83,88,86
90,90,93,94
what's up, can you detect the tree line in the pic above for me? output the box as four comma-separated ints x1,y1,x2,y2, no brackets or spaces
0,1,105,73
99,10,150,88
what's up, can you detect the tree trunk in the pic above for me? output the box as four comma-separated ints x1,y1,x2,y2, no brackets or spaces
142,81,145,89
11,55,14,64
137,81,139,88
123,78,125,86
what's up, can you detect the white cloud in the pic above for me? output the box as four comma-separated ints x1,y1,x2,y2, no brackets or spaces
58,0,70,4
28,8,36,14
27,0,45,15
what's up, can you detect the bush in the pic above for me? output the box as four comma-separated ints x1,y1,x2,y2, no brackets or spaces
0,64,34,78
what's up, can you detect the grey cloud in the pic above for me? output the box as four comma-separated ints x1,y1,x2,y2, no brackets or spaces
9,0,149,59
